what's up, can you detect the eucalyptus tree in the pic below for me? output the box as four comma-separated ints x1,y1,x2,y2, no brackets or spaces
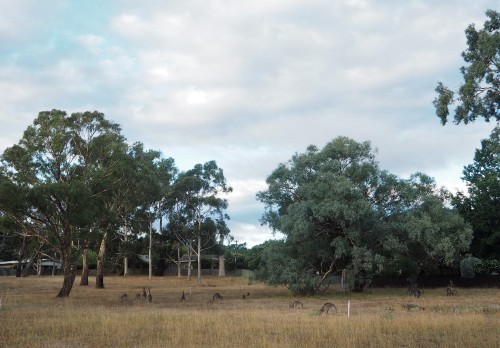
373,172,473,284
167,161,232,283
434,9,499,125
257,137,472,294
453,125,500,259
0,110,126,297
257,137,383,293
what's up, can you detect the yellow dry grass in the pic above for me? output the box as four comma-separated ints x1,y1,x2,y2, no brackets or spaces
0,276,499,347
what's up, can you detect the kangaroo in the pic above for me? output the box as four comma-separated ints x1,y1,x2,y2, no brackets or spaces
181,291,186,302
142,287,147,299
319,302,337,315
134,293,141,300
407,288,421,298
213,292,223,301
446,287,457,296
147,288,152,303
120,293,128,301
289,300,303,309
446,280,457,296
402,303,425,311
242,294,246,299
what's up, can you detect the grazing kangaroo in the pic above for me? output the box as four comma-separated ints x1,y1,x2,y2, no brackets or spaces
213,292,223,301
407,287,421,298
402,303,425,311
446,280,457,296
120,293,128,301
319,303,337,315
134,293,141,300
147,288,152,303
289,300,303,309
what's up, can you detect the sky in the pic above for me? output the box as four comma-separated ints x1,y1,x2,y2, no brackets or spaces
0,0,498,247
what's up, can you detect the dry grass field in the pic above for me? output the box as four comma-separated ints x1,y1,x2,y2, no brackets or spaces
0,275,499,347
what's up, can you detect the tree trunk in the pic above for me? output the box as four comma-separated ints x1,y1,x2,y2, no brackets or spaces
22,254,37,277
37,258,42,276
80,245,89,286
16,236,27,277
197,235,202,284
57,263,76,297
218,254,225,277
187,241,192,281
177,246,181,277
123,222,129,277
148,220,153,280
57,245,76,298
218,235,225,277
96,232,107,289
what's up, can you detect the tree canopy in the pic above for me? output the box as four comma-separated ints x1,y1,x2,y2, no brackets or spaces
0,110,232,296
434,9,499,125
256,137,472,294
453,125,500,259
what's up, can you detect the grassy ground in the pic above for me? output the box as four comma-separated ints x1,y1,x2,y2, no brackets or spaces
0,275,498,347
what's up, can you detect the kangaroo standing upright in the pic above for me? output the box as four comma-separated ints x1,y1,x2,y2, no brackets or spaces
147,288,152,303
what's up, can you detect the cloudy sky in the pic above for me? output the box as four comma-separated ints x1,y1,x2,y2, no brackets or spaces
0,0,498,247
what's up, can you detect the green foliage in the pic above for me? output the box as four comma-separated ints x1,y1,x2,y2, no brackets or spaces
460,257,482,278
434,10,499,125
453,125,500,259
254,241,320,296
257,137,472,294
475,259,500,275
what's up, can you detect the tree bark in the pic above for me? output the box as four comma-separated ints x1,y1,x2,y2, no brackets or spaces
21,253,37,277
57,244,76,297
197,235,202,284
123,222,129,277
80,245,89,286
187,240,192,281
177,246,181,277
57,263,76,297
96,232,107,289
16,236,27,277
148,220,153,280
218,254,225,277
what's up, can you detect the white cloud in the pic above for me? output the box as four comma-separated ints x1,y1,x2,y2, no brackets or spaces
0,0,497,247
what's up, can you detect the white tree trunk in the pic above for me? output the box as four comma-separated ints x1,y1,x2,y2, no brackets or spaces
177,246,182,277
187,241,192,281
148,220,153,280
218,255,225,277
123,223,128,277
197,235,202,284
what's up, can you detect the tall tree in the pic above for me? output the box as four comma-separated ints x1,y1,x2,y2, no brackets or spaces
0,110,126,297
453,125,500,259
375,172,473,284
257,137,384,293
434,10,499,125
168,161,232,283
257,137,472,294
